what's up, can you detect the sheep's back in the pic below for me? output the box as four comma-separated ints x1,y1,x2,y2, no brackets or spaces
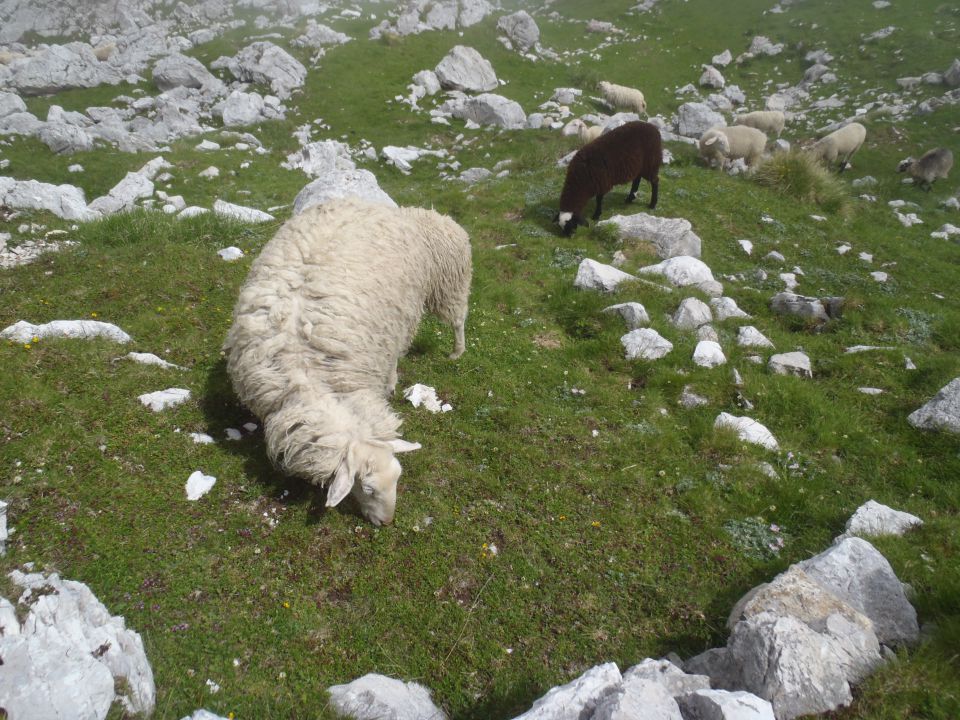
225,200,468,415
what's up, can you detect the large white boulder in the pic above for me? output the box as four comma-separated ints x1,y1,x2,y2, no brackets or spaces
675,102,725,139
0,178,99,221
214,41,306,99
0,570,155,718
435,45,498,92
88,172,155,216
768,351,812,379
638,256,718,292
327,673,448,720
622,328,674,360
293,170,397,214
450,93,527,129
221,90,266,126
737,326,774,349
603,302,650,329
497,10,540,51
714,413,778,450
512,663,622,720
671,297,712,330
152,54,222,92
843,500,923,538
693,340,726,368
283,139,355,177
676,689,774,720
575,259,636,292
907,377,960,433
592,676,683,720
598,213,702,259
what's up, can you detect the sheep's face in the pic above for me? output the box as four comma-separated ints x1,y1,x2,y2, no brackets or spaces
325,439,420,525
556,211,585,236
896,158,913,173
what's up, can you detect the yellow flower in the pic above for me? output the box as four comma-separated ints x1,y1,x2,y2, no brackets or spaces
32,336,39,343
559,515,566,521
23,343,31,350
90,312,98,318
282,601,290,609
591,521,601,528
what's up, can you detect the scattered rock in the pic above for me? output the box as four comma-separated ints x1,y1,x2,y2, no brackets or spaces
622,328,674,360
185,471,216,500
672,297,713,330
693,340,726,368
1,319,131,343
214,41,306,99
598,213,702,259
593,676,683,720
675,102,726,139
602,302,650,329
327,673,449,720
710,297,750,321
714,413,779,450
676,689,775,720
737,326,774,349
575,259,637,292
212,199,274,223
769,292,843,322
403,384,452,413
138,387,191,412
434,45,498,92
843,500,922,539
907,377,960,433
512,662,622,720
293,170,396,214
638,256,719,294
768,351,812,378
497,11,540,52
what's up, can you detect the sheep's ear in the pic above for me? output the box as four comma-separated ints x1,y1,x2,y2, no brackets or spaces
704,137,718,146
389,439,421,453
326,459,355,507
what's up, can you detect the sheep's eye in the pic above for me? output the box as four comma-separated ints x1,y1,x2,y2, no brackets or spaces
361,482,376,496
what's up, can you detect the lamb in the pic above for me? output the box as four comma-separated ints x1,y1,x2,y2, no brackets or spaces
806,122,867,172
897,147,953,191
224,198,472,525
598,80,647,114
555,120,662,236
733,110,786,137
578,123,603,145
699,125,768,168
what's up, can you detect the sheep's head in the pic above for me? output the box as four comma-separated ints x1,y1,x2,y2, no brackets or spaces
555,211,586,236
896,157,914,173
325,439,421,525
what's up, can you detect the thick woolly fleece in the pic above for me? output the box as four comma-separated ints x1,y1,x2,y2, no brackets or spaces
224,199,472,487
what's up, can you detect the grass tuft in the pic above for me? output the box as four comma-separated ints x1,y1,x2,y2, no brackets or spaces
753,150,853,215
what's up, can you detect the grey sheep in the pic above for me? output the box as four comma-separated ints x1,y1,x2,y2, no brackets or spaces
897,148,953,191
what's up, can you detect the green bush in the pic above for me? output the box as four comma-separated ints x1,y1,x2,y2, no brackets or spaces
753,150,852,214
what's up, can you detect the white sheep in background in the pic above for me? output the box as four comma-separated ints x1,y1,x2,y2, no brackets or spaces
699,125,768,168
733,110,786,137
897,147,953,190
224,199,472,525
598,80,647,114
577,123,603,145
807,122,867,172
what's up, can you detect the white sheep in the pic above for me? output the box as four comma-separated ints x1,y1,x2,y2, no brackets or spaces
733,110,786,137
224,199,472,525
897,147,953,190
807,122,866,172
578,123,603,145
699,125,768,168
598,80,647,114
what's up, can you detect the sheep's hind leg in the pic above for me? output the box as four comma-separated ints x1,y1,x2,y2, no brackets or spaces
626,177,641,203
648,177,659,209
591,193,605,220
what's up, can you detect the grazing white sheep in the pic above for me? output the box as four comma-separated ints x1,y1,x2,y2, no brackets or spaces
699,125,768,168
733,110,786,137
578,123,603,145
897,147,953,190
598,80,647,114
224,199,472,525
807,122,867,172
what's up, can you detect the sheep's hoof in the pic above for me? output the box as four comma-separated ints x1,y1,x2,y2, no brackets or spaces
448,349,465,360
626,194,637,203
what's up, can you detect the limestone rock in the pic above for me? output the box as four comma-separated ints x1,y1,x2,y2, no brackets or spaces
714,413,778,450
435,45,498,92
1,319,130,344
592,677,683,720
675,103,725,139
0,90,27,118
769,292,843,323
844,500,923,538
221,90,265,126
598,213,702,259
327,673,448,720
575,259,636,292
693,341,726,368
710,297,750,321
700,65,726,89
216,41,306,99
907,377,960,433
638,256,717,290
0,570,155,718
88,172,154,216
737,326,774,349
138,387,191,412
450,93,526,129
213,199,274,223
622,328,674,360
512,662,622,720
38,123,95,154
293,20,351,48
676,689,775,720
945,58,960,88
623,658,711,697
796,537,919,646
712,49,733,67
283,139,355,177
497,11,540,52
602,302,650,329
5,42,123,95
672,297,712,330
0,178,98,221
293,170,396,214
152,54,222,92
768,352,812,379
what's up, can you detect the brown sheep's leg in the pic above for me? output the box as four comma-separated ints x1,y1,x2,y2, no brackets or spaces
648,177,659,209
627,177,641,202
591,194,604,220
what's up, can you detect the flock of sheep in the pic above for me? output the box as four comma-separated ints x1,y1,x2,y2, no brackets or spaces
223,76,954,526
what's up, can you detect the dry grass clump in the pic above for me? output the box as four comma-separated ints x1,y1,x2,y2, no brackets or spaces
754,150,852,214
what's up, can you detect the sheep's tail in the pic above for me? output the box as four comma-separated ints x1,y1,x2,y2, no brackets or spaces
262,387,401,486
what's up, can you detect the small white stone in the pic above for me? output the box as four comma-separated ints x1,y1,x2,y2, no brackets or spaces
714,412,779,450
185,471,216,500
218,246,244,261
138,388,190,412
693,340,726,368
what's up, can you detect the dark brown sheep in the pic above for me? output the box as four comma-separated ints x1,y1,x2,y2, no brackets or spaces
555,120,662,236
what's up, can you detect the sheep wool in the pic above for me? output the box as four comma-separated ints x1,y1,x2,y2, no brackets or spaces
578,123,603,146
808,122,867,172
897,147,953,191
699,125,768,168
557,120,662,236
224,199,472,525
733,110,786,138
598,80,647,114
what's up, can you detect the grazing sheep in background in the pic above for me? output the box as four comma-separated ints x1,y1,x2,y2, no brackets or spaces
224,199,472,525
733,110,786,137
897,147,954,190
699,125,768,168
578,123,603,145
598,80,647,114
806,122,867,172
556,120,662,236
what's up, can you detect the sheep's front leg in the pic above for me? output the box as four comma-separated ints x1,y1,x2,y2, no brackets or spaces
648,177,659,210
386,361,399,396
591,193,605,220
449,318,466,359
626,177,641,203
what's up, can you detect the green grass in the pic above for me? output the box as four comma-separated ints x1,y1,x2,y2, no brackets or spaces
2,0,960,718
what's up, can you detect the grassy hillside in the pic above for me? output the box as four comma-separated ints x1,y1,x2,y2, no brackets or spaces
1,0,959,718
